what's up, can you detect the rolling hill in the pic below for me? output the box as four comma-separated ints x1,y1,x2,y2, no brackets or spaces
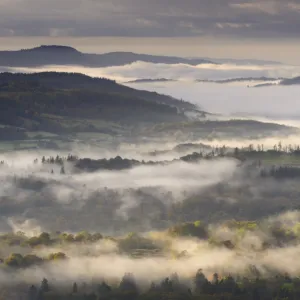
0,72,194,139
0,71,196,111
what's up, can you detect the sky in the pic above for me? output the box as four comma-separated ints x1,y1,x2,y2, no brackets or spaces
0,0,300,63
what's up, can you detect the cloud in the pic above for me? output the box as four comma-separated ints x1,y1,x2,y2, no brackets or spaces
0,0,300,38
230,1,281,15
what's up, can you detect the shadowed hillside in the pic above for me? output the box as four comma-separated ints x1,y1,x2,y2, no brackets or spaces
0,72,194,137
0,71,196,111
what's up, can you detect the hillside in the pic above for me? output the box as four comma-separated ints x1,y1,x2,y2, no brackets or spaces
0,72,191,138
0,45,213,68
0,72,195,111
0,72,296,145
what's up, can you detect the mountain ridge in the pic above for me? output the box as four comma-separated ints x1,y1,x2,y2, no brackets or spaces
0,45,214,68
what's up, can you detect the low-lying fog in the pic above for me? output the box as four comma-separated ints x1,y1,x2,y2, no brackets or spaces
3,211,300,285
2,59,300,287
5,61,300,82
128,81,300,119
0,151,240,231
4,61,300,120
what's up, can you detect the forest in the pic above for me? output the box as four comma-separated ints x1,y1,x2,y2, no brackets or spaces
0,72,207,141
1,71,300,299
2,142,300,234
1,217,300,299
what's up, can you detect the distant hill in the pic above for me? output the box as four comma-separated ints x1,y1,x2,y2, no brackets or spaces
0,45,213,68
196,77,282,84
197,57,283,65
252,76,300,87
253,83,277,88
280,77,300,85
126,78,176,84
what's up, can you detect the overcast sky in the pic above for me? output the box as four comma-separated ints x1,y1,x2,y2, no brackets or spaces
0,0,300,63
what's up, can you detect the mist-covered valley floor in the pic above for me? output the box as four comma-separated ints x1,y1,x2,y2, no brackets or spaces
2,47,300,299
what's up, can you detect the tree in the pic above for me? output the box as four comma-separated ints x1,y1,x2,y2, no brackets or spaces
60,166,65,174
234,147,239,157
28,285,37,300
119,273,138,297
194,269,207,294
92,232,103,241
23,254,43,267
4,253,23,268
40,278,49,293
223,275,237,294
39,232,51,245
74,231,92,242
168,221,208,239
212,273,219,285
48,252,67,261
72,282,78,294
97,281,111,298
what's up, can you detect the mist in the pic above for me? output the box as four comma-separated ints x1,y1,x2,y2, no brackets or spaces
126,81,300,119
2,49,300,299
5,62,300,121
7,61,300,82
2,211,300,286
0,149,241,232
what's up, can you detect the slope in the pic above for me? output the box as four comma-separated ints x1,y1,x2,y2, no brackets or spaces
0,72,196,111
0,72,188,137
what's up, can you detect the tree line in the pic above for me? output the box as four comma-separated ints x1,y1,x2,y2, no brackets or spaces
20,270,300,300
